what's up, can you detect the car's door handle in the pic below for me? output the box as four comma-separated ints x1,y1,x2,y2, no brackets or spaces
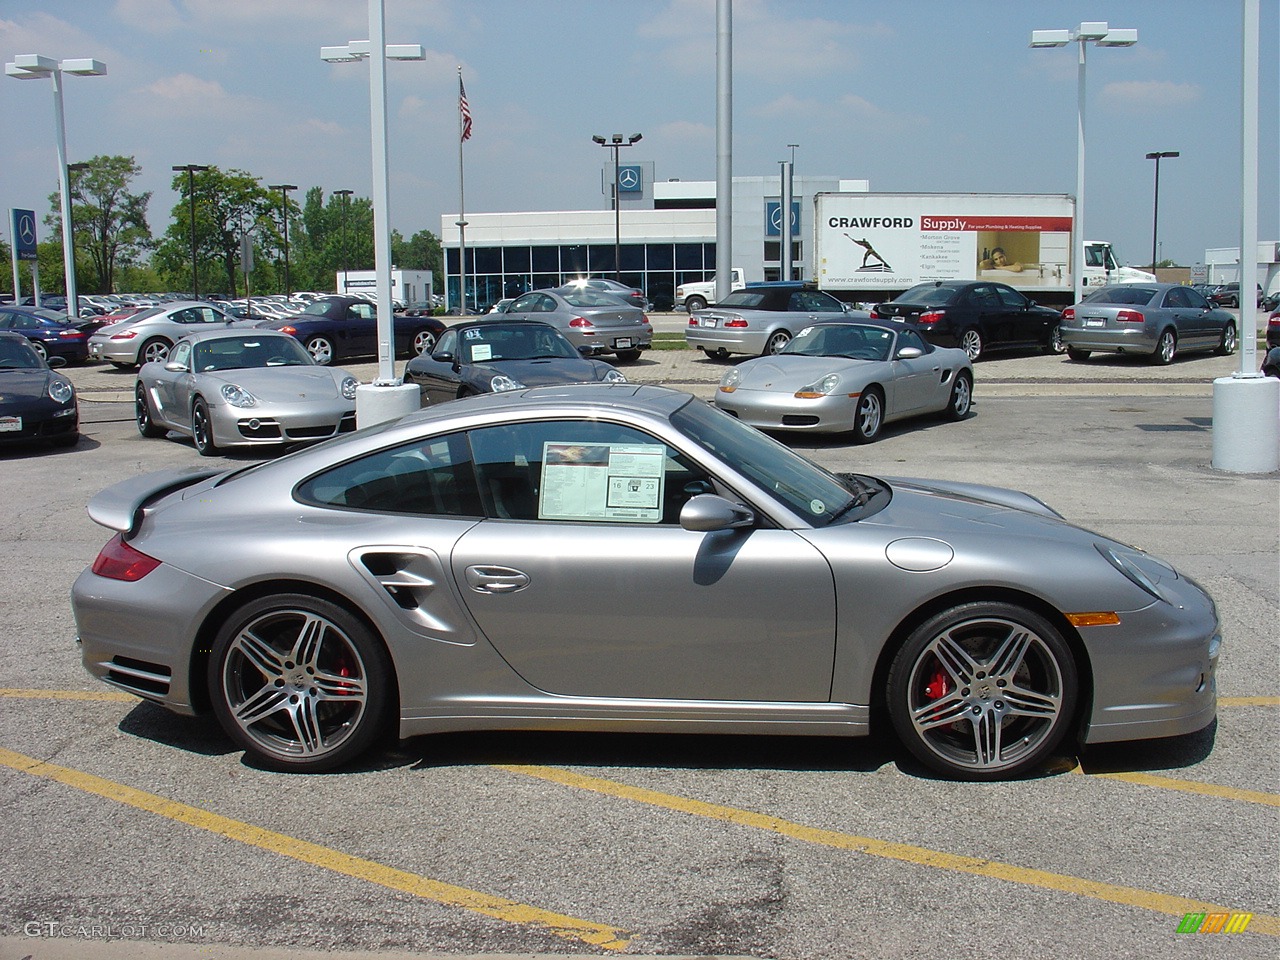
464,565,531,594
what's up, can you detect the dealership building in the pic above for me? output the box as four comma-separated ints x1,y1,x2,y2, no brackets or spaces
439,171,868,311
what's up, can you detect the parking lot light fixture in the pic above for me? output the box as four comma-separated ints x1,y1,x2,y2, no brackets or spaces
172,165,210,299
322,0,424,424
1144,152,1179,273
1030,22,1137,305
267,183,298,297
593,132,642,281
6,54,107,319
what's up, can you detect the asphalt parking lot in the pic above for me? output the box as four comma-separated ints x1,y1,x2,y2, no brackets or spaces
1,336,1276,960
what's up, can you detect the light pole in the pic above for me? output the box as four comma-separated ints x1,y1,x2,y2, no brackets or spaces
322,0,424,424
1030,22,1137,305
592,132,642,281
1144,151,1178,273
267,183,297,297
172,165,210,299
334,189,353,294
5,54,107,319
67,162,90,305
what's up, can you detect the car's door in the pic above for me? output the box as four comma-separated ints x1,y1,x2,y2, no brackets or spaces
407,329,465,405
1169,286,1219,348
151,339,194,426
963,284,1005,345
885,328,946,414
451,418,838,703
502,292,544,322
343,300,379,357
993,284,1043,346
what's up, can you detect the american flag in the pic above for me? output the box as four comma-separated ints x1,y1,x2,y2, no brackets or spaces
459,75,472,142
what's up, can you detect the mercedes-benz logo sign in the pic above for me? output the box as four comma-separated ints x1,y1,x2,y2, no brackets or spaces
770,205,784,230
18,215,36,244
618,168,640,190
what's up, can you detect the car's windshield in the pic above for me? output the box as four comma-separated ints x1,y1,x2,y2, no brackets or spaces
784,324,894,361
0,339,43,369
671,398,860,525
1083,286,1158,305
895,284,957,306
192,336,313,372
458,325,578,362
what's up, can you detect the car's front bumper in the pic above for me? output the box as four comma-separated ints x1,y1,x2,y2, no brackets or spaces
211,398,357,447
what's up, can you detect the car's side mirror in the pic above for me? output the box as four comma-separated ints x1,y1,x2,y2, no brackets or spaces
896,346,924,360
432,351,455,365
46,356,67,369
164,361,188,372
680,494,755,531
577,345,594,357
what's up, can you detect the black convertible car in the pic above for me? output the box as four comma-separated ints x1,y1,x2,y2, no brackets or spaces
261,295,446,366
403,319,626,405
0,331,79,448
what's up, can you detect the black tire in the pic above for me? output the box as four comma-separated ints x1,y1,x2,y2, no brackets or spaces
763,329,792,356
851,386,884,443
959,328,983,361
306,335,335,366
30,340,49,362
943,371,972,421
51,432,79,448
1066,347,1091,362
614,348,642,362
140,337,172,366
207,593,392,772
108,361,133,371
699,347,730,361
886,601,1079,780
1153,329,1177,365
685,295,708,312
135,383,164,438
1043,326,1066,355
1216,323,1237,356
411,328,437,356
191,397,219,457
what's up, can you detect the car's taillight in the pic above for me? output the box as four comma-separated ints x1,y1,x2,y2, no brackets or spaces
1115,310,1145,324
60,330,86,339
91,534,161,581
1061,307,1075,322
569,317,594,329
725,319,748,328
109,330,138,340
918,311,945,325
869,307,883,319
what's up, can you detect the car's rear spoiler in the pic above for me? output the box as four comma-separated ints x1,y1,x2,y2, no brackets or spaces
86,467,226,535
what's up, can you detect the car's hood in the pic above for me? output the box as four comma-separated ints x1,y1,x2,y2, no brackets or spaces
735,355,880,388
206,366,348,401
473,357,612,386
0,369,57,402
866,475,1087,541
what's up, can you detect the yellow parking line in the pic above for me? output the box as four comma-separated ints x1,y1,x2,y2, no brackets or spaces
1071,767,1280,807
499,763,1279,937
0,748,630,951
1218,696,1280,707
0,688,138,702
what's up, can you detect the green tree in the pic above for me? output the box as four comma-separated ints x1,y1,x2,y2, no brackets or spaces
153,166,283,295
44,155,151,294
391,228,443,292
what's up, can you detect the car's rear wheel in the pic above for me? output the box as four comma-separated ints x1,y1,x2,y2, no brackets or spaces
306,335,335,365
1216,323,1237,356
614,349,642,362
943,371,972,421
886,602,1078,780
851,386,884,443
140,337,172,366
208,594,392,772
412,329,437,356
135,384,164,438
959,328,984,361
1153,329,1177,365
763,329,792,355
699,347,730,360
1043,325,1066,355
30,340,49,362
191,397,218,456
1066,346,1091,362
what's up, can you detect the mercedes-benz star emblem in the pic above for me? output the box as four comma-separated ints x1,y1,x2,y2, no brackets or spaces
618,168,640,190
18,215,36,244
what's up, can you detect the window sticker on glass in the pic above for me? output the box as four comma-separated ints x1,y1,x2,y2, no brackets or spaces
538,442,665,523
470,343,493,361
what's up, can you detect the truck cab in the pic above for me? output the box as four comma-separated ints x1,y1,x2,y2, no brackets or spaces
675,268,746,312
1083,242,1156,289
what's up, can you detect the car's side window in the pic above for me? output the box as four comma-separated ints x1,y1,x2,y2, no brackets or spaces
1185,288,1211,309
1164,288,1190,309
432,329,458,359
173,309,196,324
896,329,928,354
468,420,712,524
296,432,484,518
510,294,537,313
169,341,193,369
995,286,1027,309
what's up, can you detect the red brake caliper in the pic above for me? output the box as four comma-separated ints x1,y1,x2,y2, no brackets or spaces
923,668,951,701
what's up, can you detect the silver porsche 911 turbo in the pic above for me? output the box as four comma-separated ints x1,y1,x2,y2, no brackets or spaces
134,329,359,455
72,383,1218,780
714,320,973,442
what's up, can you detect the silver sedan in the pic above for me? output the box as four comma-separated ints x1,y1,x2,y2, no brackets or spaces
1060,283,1238,365
501,287,652,361
74,383,1218,781
714,320,973,442
685,284,861,358
134,329,358,455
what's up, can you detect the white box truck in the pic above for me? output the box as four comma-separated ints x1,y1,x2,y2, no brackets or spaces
813,192,1153,304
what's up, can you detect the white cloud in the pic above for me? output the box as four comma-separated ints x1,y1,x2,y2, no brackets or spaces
1102,80,1201,111
112,0,184,34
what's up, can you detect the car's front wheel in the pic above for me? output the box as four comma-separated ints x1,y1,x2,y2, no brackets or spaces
851,386,884,443
943,371,972,421
135,384,164,438
886,602,1079,780
685,295,708,312
191,397,218,456
208,594,393,772
306,335,335,365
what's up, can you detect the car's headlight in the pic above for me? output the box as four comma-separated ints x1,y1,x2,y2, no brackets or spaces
795,373,841,399
719,368,743,393
340,376,359,400
1097,544,1177,602
48,379,74,404
220,383,256,408
603,368,627,383
489,375,525,392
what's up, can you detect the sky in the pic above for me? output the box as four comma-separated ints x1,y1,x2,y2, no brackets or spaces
2,0,1276,274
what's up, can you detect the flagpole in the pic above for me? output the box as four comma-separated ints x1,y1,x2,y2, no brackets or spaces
457,66,469,313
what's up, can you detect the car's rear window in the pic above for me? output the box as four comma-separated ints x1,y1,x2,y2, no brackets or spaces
894,285,958,306
1083,286,1157,305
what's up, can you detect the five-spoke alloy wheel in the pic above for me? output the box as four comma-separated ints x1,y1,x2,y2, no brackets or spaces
887,602,1078,780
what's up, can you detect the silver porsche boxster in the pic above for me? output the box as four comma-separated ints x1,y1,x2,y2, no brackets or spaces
134,329,359,455
714,320,973,442
73,383,1218,780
